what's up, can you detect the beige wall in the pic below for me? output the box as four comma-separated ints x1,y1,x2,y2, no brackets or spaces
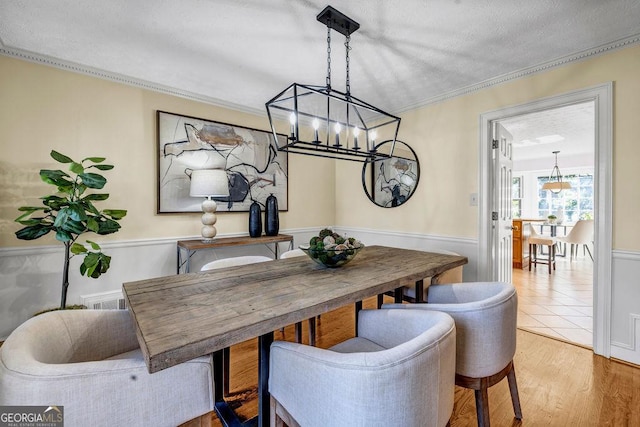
2,43,639,251
0,56,335,248
336,43,640,251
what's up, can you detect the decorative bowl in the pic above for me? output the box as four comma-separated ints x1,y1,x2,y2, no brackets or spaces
299,245,364,268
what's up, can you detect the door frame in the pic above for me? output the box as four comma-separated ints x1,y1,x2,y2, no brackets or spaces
477,83,613,357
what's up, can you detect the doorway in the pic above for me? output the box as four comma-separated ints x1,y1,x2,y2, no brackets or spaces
500,102,595,348
478,83,613,357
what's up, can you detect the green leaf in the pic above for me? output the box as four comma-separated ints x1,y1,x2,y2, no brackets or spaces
79,172,107,189
67,203,88,221
40,169,72,187
15,208,45,222
42,195,68,209
51,150,74,164
81,252,101,277
86,217,99,233
82,193,109,201
17,206,44,213
69,162,84,175
83,156,106,163
15,224,52,240
55,229,73,242
96,218,122,235
90,164,114,171
53,208,71,228
70,243,88,254
86,240,101,250
103,209,127,220
15,218,48,226
61,219,88,235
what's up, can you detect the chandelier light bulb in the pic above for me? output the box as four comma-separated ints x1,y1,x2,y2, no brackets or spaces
334,123,341,146
312,118,320,144
289,112,296,141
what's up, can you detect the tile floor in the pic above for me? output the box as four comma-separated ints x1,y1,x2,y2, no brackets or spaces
512,250,594,348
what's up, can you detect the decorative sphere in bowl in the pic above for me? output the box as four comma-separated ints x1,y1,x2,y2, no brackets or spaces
299,244,364,268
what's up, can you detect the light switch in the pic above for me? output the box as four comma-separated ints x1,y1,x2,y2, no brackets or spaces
470,193,478,206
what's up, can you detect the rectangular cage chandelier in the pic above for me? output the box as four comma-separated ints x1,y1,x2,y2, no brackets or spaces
265,6,401,162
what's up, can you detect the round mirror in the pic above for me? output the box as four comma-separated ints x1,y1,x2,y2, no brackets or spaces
361,140,420,207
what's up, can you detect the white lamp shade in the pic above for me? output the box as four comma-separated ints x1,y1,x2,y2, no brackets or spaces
189,169,229,197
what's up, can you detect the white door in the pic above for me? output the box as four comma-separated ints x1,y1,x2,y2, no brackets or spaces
493,122,513,283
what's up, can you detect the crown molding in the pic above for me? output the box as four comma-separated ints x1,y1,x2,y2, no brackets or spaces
394,33,640,114
0,45,266,118
2,33,639,116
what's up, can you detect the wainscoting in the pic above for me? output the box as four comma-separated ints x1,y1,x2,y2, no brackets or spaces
1,228,638,365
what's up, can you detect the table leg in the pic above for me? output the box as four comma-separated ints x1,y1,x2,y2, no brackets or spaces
415,279,425,303
258,331,274,427
355,301,363,335
394,287,403,303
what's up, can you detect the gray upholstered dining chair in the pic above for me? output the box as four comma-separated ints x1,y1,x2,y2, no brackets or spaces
0,310,214,427
384,281,522,427
269,308,456,427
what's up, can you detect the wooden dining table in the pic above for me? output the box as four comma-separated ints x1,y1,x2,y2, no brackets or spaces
122,245,468,427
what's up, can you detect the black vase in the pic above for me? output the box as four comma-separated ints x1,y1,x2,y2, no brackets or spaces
264,194,279,236
249,201,262,237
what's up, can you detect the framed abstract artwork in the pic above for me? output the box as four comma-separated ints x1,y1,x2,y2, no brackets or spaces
157,110,288,213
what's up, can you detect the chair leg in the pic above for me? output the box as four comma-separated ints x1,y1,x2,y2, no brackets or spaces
547,244,552,274
585,244,594,261
507,363,523,420
308,317,316,346
294,322,302,343
474,387,491,427
528,244,533,271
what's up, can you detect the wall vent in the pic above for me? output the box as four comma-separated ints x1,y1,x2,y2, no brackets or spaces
80,290,127,310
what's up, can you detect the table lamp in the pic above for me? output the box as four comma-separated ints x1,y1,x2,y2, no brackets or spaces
189,169,229,241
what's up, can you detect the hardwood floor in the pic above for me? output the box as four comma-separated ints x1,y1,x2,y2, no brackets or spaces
183,294,639,427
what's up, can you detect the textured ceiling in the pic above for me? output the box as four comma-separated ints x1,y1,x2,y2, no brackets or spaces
1,1,638,161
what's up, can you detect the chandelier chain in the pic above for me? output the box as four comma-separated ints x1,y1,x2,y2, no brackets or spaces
345,33,351,95
326,22,332,88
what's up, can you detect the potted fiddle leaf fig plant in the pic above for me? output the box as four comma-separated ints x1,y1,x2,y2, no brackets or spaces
15,150,127,309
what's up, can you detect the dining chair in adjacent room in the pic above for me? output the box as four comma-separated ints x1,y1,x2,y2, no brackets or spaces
555,219,594,261
0,310,214,427
529,223,557,274
384,281,522,427
269,309,456,427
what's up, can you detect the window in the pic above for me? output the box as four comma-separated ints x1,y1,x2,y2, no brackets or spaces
512,176,522,218
537,174,594,222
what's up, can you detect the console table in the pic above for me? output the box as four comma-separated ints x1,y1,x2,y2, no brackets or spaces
176,234,294,273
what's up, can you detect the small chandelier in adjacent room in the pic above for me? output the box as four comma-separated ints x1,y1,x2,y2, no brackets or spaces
265,5,401,162
542,150,572,193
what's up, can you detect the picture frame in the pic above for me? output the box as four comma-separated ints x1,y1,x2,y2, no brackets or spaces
157,110,288,213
